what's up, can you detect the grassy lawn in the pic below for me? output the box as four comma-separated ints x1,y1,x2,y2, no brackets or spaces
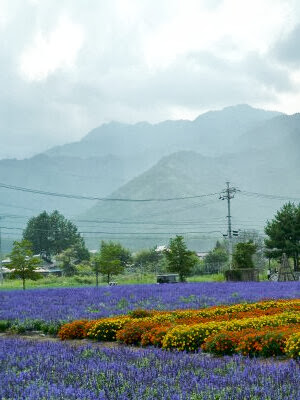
0,273,226,290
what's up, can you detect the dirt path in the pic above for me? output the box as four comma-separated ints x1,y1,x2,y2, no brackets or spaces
0,332,121,348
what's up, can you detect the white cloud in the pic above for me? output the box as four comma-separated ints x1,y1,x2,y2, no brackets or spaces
143,0,293,68
20,15,84,81
0,0,300,158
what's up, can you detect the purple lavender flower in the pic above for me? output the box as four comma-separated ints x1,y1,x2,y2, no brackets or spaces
1,281,299,324
0,338,299,399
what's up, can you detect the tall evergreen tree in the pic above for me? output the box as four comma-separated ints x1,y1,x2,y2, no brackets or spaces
265,202,300,271
165,235,197,282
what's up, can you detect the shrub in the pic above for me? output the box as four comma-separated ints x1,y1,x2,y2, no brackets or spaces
0,320,11,332
162,322,222,351
202,331,240,356
128,309,154,319
41,321,62,335
236,330,287,357
116,320,157,345
56,299,300,358
141,325,173,347
202,327,299,357
232,241,257,269
285,332,300,359
74,276,94,285
58,320,95,340
162,312,300,352
87,317,130,341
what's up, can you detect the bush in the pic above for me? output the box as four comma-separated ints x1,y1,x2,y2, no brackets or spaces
236,330,287,357
43,322,62,335
162,312,300,352
58,320,95,340
8,319,62,335
87,317,130,341
233,241,257,269
116,320,157,345
141,325,172,347
0,320,11,332
162,322,222,351
202,332,240,356
128,309,154,319
285,332,300,359
74,276,94,285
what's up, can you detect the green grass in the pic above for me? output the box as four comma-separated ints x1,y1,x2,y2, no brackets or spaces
187,274,225,282
0,273,226,290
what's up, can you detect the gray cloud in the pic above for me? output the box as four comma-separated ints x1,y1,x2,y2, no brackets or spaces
0,0,299,159
274,24,300,66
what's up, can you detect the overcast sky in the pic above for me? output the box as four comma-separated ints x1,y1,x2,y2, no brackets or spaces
1,0,300,159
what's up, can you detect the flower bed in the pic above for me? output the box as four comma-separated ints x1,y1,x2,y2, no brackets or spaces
57,299,300,358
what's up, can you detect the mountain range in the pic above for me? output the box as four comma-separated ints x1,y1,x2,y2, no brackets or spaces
1,104,299,252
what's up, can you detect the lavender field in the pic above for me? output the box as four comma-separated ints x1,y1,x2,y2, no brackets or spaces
1,282,300,399
1,338,299,400
1,281,300,324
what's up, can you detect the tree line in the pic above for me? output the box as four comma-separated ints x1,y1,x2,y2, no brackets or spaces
5,201,300,288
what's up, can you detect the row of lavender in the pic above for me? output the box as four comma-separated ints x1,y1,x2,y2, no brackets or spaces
1,282,300,324
0,338,299,400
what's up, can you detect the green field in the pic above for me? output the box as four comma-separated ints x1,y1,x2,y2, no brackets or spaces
0,273,226,290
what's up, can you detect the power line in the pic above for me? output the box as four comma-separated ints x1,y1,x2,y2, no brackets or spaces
1,181,300,206
0,226,222,235
80,230,223,235
240,190,300,202
80,235,219,240
74,215,226,225
0,201,39,212
0,182,219,202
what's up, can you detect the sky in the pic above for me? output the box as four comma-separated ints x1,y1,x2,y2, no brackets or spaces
1,0,300,159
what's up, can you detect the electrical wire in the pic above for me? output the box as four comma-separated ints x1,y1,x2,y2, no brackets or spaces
240,190,300,202
0,182,219,202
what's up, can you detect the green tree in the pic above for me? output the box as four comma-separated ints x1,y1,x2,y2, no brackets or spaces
165,235,197,282
104,241,132,268
57,247,78,277
204,243,228,273
236,230,265,269
232,241,257,269
23,210,89,262
94,241,131,284
265,202,300,271
91,255,102,287
8,240,42,290
133,247,163,273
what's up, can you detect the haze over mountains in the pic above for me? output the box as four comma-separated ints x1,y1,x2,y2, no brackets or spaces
1,104,299,251
46,104,280,159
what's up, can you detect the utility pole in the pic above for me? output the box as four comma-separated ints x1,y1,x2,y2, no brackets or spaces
219,182,239,269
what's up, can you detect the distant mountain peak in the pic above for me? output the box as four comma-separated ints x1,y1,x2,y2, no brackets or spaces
195,104,282,122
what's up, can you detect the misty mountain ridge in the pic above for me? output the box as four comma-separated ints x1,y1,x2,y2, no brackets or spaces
81,146,300,250
0,103,282,218
46,104,281,160
0,103,299,251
